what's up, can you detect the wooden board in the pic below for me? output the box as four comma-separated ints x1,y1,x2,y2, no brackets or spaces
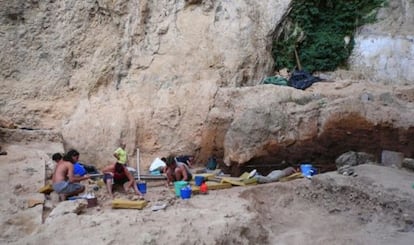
220,172,257,186
279,172,303,182
193,173,216,180
38,183,54,194
112,199,148,209
191,181,233,194
133,174,167,180
220,177,257,186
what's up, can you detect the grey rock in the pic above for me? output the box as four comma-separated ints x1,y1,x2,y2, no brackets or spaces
402,158,414,171
381,150,404,167
335,151,375,168
361,92,374,102
45,199,88,224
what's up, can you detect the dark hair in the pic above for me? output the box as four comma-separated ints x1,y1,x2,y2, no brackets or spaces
115,162,124,173
161,157,167,162
166,156,175,166
64,149,79,162
52,153,63,162
67,149,79,157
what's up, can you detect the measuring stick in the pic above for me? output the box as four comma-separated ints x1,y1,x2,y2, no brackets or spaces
136,148,141,182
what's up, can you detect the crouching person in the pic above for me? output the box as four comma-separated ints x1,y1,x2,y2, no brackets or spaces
101,162,143,199
52,153,90,201
165,157,192,187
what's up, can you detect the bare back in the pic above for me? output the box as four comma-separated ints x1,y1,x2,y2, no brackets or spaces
52,160,72,183
102,162,116,174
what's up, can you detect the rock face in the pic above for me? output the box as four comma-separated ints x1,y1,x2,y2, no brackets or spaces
0,1,413,171
350,0,414,84
213,81,414,172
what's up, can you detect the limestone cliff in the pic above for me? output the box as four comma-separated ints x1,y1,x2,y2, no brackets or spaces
0,0,413,170
350,0,414,84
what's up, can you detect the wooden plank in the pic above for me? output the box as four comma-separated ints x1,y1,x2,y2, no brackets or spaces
242,178,258,185
220,171,258,186
220,177,257,186
193,173,216,180
38,183,54,194
112,199,148,209
89,173,167,181
191,181,233,194
279,172,303,182
133,174,167,180
239,172,250,180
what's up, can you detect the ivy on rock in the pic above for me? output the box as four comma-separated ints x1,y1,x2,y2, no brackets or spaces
273,0,386,73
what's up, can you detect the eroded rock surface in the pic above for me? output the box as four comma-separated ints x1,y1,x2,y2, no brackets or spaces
0,0,413,171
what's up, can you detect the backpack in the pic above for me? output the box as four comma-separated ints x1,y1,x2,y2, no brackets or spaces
288,70,322,90
206,157,217,170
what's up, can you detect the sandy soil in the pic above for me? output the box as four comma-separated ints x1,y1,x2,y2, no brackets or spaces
1,143,414,245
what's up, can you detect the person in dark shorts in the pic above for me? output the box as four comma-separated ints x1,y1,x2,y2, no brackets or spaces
101,162,143,199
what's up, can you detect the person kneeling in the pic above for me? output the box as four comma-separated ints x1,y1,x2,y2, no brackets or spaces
102,162,143,199
165,158,192,187
52,153,90,201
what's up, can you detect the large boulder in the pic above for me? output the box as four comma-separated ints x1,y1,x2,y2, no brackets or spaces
402,158,414,172
45,199,88,224
335,151,375,168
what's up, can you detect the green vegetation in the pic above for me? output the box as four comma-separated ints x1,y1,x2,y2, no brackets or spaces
273,0,386,73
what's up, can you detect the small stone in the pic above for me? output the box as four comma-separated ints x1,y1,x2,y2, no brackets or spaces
381,150,404,167
361,92,374,102
27,199,44,208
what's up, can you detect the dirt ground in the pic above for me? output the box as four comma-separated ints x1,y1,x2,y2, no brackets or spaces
1,143,414,245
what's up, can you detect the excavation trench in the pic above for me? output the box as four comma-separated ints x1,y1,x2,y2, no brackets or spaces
233,116,414,176
223,168,414,244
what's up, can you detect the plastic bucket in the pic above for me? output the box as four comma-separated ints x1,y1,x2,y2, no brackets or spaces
180,186,192,199
200,182,208,194
194,176,205,186
87,197,98,208
174,181,188,197
300,164,314,177
137,181,147,194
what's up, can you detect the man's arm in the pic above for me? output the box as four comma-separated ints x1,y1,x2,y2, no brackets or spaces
114,147,123,161
165,166,173,186
67,162,89,182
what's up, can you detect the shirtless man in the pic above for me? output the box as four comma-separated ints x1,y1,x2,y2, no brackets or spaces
174,155,194,168
52,153,90,201
165,158,192,187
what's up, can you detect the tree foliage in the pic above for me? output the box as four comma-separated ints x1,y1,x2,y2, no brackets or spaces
273,0,386,72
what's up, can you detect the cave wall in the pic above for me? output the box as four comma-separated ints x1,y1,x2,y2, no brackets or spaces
350,0,414,84
0,0,413,170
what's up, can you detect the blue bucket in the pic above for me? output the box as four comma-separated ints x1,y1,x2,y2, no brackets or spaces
137,181,147,194
300,164,315,177
194,176,205,186
180,186,192,199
